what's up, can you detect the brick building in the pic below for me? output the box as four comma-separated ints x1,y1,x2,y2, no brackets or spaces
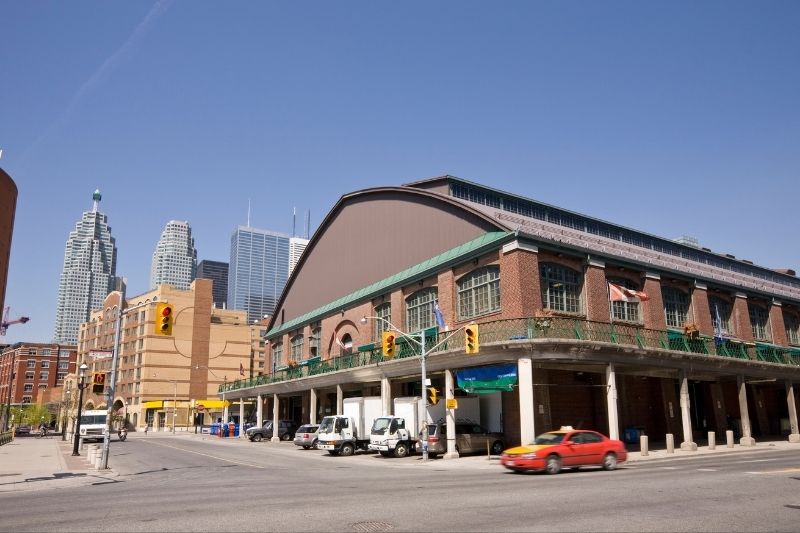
220,176,800,452
0,343,77,406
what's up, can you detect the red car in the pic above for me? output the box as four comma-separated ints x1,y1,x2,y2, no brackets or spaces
500,427,627,474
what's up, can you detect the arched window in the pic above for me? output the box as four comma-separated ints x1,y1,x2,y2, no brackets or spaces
406,288,437,332
374,302,391,342
310,326,321,358
290,334,304,363
271,342,283,368
540,263,582,313
662,287,690,329
748,303,770,341
458,266,500,320
608,278,642,323
341,333,353,353
709,296,733,336
785,312,800,345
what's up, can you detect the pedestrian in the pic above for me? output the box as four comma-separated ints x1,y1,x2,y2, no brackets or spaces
144,424,149,435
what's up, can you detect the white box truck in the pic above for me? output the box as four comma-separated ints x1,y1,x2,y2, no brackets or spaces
77,409,108,443
369,396,445,458
317,396,382,456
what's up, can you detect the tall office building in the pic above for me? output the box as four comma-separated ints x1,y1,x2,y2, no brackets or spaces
228,226,290,324
197,259,229,309
150,220,197,290
53,190,117,344
289,237,309,274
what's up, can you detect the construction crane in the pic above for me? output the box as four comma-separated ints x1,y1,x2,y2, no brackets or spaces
0,306,30,336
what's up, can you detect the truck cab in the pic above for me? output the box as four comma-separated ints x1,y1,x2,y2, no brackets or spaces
369,416,415,457
77,410,108,442
318,415,367,456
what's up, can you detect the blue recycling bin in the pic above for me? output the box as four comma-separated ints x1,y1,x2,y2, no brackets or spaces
210,423,221,436
623,426,644,444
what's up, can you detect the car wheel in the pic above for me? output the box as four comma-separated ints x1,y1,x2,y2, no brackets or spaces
490,440,504,455
281,433,292,441
340,443,355,457
545,455,561,475
252,434,262,442
311,439,318,450
394,442,409,458
602,452,618,471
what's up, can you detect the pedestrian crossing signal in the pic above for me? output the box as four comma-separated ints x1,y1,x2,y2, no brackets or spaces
92,372,106,394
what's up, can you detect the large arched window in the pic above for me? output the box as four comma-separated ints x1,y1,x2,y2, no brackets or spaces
271,342,283,369
748,303,770,341
785,312,800,345
374,302,391,342
608,277,642,323
406,288,437,332
540,263,582,313
310,326,321,358
709,296,733,336
458,266,500,320
662,287,690,328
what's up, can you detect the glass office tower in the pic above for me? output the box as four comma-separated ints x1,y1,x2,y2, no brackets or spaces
53,190,117,344
197,259,229,309
150,220,197,290
228,226,290,324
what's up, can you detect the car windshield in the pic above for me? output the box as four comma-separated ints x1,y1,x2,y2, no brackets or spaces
80,415,106,425
371,418,391,433
318,418,335,434
533,432,565,445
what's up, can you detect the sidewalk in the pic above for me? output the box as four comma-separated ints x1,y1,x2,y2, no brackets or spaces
0,435,116,493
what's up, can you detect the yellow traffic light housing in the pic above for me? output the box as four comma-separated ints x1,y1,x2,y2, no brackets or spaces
154,303,174,336
381,331,396,359
427,386,439,405
465,324,480,354
92,372,106,394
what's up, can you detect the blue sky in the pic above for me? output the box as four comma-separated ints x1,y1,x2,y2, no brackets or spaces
1,1,798,344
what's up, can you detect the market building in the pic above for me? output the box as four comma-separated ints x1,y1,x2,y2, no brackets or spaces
220,175,800,453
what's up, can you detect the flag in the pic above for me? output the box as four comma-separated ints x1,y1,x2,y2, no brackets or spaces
714,304,724,346
239,362,244,376
608,282,649,302
335,334,346,350
433,300,446,329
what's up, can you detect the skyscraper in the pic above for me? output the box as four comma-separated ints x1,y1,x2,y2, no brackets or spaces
197,259,229,309
150,220,197,290
228,226,290,324
289,237,309,274
53,190,117,344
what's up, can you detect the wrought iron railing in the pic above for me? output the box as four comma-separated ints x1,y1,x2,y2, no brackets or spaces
219,316,800,393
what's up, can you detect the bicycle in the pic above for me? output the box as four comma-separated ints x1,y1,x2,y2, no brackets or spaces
35,427,48,438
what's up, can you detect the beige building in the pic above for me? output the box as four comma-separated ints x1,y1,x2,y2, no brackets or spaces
77,278,252,431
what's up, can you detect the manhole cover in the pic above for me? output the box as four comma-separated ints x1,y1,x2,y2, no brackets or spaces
352,521,394,532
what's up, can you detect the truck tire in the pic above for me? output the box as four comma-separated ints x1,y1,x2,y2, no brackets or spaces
340,443,355,456
394,442,409,458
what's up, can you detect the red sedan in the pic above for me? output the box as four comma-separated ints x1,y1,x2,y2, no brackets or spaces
500,427,627,474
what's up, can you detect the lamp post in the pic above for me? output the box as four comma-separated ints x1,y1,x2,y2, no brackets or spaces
360,315,465,462
71,363,89,456
61,388,71,441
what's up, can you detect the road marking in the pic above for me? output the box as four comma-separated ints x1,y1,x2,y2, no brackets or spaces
746,468,800,475
697,468,717,472
661,466,678,470
141,440,266,469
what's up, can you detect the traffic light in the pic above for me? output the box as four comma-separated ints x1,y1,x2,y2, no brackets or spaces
381,331,396,359
92,372,106,394
465,324,480,354
427,387,439,405
154,302,174,336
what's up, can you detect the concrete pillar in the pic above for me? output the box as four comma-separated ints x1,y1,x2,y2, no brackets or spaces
605,363,620,441
786,382,800,443
256,394,263,427
336,384,343,414
737,375,756,446
444,369,459,459
666,433,675,454
726,430,734,448
708,431,716,449
640,435,649,456
381,377,392,416
518,357,535,446
310,389,318,425
272,394,280,442
679,372,697,450
239,400,245,439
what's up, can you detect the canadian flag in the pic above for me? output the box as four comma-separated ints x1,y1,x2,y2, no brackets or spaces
608,282,649,302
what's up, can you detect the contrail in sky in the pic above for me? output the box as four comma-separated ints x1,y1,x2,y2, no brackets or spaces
18,0,174,167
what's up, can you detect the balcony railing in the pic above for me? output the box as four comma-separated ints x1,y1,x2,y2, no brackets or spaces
219,316,800,393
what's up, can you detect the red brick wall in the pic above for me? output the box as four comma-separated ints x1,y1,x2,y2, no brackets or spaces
498,247,539,318
769,303,788,346
691,286,714,336
732,295,754,342
585,263,610,323
642,276,667,330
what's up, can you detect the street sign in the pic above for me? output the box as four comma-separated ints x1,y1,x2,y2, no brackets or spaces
446,398,458,410
196,404,205,412
88,350,112,360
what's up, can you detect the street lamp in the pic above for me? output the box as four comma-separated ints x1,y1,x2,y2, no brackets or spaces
360,315,464,462
61,388,72,441
71,363,89,456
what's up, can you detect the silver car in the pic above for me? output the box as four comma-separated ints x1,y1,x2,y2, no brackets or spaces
293,424,320,449
426,422,505,457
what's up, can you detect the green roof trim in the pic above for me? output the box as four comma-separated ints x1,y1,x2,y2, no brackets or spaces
266,231,512,338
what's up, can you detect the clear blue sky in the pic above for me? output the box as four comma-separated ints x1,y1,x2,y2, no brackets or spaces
1,1,798,344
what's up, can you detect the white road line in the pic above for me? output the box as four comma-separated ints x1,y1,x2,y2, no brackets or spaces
661,466,678,470
696,468,717,472
141,439,266,469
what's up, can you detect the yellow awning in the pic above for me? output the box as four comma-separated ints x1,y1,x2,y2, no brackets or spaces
194,400,229,409
142,401,163,408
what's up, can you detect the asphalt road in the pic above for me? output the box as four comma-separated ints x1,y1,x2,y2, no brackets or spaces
2,435,799,532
